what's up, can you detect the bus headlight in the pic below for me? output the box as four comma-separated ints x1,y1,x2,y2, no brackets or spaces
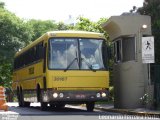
59,93,64,98
53,93,58,98
96,93,101,98
101,92,106,97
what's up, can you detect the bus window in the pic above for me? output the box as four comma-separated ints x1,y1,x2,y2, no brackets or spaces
49,38,79,70
80,39,105,70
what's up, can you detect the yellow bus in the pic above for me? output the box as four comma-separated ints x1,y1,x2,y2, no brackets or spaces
12,31,109,111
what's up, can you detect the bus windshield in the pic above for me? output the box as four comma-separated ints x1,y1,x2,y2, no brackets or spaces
49,38,105,70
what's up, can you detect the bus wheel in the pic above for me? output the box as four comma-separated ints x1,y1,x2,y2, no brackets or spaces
39,89,48,111
50,103,56,109
24,102,30,107
86,102,95,112
36,84,41,102
56,103,65,109
37,85,48,111
19,87,24,107
17,88,21,107
41,102,47,111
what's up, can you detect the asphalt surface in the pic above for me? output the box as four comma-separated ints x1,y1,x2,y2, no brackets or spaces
1,103,159,120
0,103,121,120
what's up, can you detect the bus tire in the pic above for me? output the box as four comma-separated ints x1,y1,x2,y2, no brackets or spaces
19,87,24,107
50,103,65,110
86,102,95,112
50,103,56,109
38,87,48,111
24,102,30,107
41,102,47,111
36,84,41,102
17,87,21,107
56,103,65,109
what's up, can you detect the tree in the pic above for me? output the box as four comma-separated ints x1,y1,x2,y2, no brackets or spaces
57,22,70,30
74,17,108,39
0,1,4,8
0,5,33,87
74,17,95,31
28,19,58,41
137,0,160,63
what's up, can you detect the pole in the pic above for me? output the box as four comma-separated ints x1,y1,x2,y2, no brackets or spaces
148,63,151,85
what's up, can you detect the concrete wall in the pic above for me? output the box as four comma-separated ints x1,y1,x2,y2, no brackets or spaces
113,62,148,108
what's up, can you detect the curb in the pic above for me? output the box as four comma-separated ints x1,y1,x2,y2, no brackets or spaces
95,107,160,117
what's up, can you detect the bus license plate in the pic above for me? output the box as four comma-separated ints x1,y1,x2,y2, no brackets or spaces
75,94,86,99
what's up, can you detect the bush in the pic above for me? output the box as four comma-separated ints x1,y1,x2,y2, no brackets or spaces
109,86,114,101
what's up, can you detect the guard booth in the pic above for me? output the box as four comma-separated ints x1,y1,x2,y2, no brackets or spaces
102,15,153,109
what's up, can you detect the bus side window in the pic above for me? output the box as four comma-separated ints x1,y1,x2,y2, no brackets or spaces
35,42,43,61
39,42,43,59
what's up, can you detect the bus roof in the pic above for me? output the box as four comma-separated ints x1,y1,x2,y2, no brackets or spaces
15,31,105,57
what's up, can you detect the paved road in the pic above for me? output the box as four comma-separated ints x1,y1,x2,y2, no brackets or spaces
0,103,121,120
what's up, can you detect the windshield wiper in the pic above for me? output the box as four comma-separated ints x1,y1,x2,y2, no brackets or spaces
64,57,78,72
81,58,96,72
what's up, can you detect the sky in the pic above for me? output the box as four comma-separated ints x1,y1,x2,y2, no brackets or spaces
2,0,144,22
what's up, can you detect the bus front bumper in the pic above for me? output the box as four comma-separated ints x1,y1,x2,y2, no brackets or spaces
41,89,109,103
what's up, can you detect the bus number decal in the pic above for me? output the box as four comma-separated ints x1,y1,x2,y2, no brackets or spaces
29,67,34,74
54,76,67,81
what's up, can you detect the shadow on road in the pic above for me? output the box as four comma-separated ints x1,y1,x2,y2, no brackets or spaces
8,105,111,116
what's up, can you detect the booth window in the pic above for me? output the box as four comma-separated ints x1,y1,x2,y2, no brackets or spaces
114,36,135,63
114,40,122,63
122,37,135,62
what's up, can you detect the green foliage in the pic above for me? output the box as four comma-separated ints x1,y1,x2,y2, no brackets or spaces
138,0,160,63
109,86,114,101
0,1,4,8
0,8,32,59
28,19,58,41
0,61,12,87
0,4,33,87
140,93,153,107
75,17,95,31
94,18,109,40
57,22,70,30
74,17,108,39
27,20,72,41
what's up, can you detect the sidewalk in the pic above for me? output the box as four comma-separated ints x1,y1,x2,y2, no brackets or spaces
95,104,160,117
